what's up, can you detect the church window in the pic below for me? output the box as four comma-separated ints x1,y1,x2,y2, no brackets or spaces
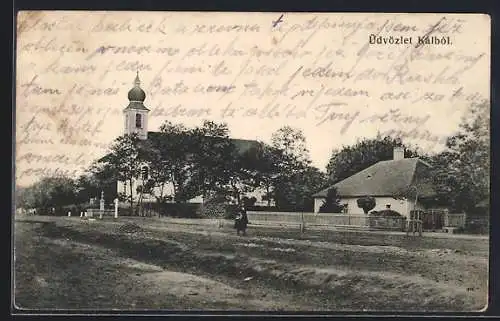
135,113,142,128
141,166,149,180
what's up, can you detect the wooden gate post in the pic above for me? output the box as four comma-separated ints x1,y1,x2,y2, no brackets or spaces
406,214,410,236
418,211,423,236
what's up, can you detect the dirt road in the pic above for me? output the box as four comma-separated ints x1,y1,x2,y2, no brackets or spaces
13,216,489,312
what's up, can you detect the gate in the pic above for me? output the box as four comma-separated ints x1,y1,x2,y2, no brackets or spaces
421,209,448,231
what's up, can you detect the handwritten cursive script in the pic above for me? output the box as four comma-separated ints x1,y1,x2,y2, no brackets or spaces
15,11,490,186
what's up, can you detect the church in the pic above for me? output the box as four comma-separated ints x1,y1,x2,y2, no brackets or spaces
116,72,271,207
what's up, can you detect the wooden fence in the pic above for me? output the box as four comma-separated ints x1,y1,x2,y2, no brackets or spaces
86,209,115,218
246,211,406,231
246,210,466,232
444,213,467,228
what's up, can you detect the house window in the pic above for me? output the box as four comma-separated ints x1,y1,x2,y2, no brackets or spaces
342,203,349,214
135,113,142,128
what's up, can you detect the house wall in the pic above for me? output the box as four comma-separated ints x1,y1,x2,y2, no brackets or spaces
314,197,326,213
314,196,425,217
117,178,270,205
242,187,275,206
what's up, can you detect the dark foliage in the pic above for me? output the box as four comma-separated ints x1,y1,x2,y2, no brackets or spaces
357,196,376,214
319,188,343,213
370,209,404,217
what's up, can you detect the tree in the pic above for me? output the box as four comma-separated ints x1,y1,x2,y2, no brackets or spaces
427,101,490,212
241,196,257,207
230,142,282,207
326,136,420,184
75,163,117,206
137,139,170,206
319,188,343,213
274,166,327,212
271,126,311,170
96,133,143,211
17,175,78,212
357,196,376,214
248,143,282,206
190,121,236,201
270,126,323,211
154,121,200,203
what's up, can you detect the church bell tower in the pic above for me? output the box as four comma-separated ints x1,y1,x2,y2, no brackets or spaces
123,71,150,140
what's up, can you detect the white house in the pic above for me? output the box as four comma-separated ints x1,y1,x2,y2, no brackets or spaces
116,72,272,206
312,147,438,218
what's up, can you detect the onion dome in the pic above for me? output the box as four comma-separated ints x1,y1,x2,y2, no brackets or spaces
124,71,150,111
127,71,146,102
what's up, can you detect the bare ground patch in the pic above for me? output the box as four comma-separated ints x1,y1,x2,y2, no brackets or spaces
15,217,488,312
14,220,315,311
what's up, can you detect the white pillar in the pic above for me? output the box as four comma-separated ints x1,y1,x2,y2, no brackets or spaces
100,190,105,212
114,198,119,218
67,211,71,217
80,212,83,217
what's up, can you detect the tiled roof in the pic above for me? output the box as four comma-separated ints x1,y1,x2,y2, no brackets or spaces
147,132,260,156
124,101,150,111
313,158,436,198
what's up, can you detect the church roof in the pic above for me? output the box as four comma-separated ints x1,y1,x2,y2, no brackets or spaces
230,138,262,155
147,132,261,156
124,101,150,111
312,158,436,198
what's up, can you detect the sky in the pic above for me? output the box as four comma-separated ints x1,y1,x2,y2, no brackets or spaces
15,11,490,187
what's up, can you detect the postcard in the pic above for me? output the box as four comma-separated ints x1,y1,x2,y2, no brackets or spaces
14,11,490,313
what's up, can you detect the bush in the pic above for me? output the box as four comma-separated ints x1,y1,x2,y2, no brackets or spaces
157,203,202,218
224,204,239,219
455,220,489,235
369,211,406,231
241,196,257,207
245,205,279,212
370,209,404,217
319,188,343,213
357,196,376,214
40,204,89,216
117,207,134,216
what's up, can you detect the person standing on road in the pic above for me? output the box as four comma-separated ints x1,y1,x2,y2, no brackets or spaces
234,206,249,236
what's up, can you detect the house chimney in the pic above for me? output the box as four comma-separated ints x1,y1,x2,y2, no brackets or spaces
393,146,405,160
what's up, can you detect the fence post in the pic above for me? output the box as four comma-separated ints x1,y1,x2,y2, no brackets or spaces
444,210,449,226
300,212,305,234
418,211,422,236
114,198,119,219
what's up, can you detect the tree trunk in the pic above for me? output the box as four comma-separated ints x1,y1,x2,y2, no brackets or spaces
158,183,165,217
128,179,134,215
266,184,271,207
172,181,178,203
138,188,144,217
231,181,240,206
